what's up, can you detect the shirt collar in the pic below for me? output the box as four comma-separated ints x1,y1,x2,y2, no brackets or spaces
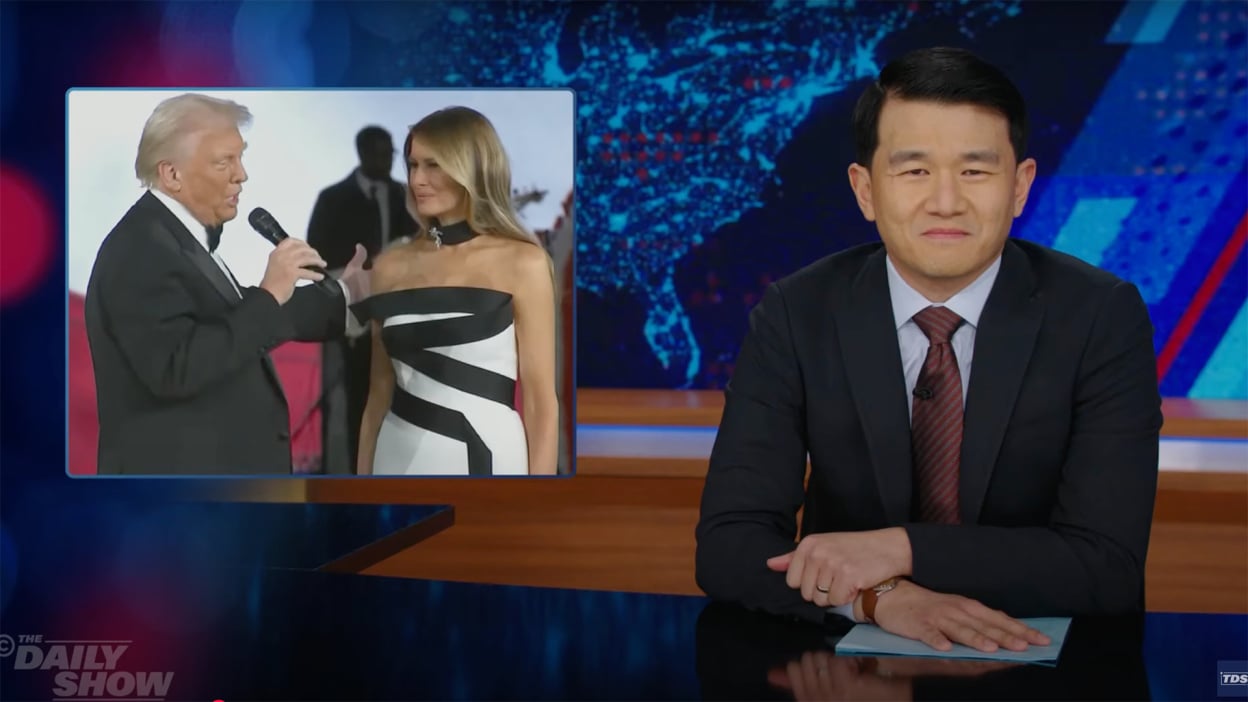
355,168,383,195
149,187,213,253
886,252,1002,331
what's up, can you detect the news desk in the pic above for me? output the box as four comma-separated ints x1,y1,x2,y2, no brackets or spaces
153,574,1248,700
2,493,1244,701
58,571,1248,700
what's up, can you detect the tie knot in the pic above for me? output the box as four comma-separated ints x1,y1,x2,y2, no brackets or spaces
913,305,963,344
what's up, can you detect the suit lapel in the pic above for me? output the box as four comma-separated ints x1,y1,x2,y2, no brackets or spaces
189,246,286,400
837,249,914,524
139,192,241,305
181,248,242,304
139,193,288,401
179,247,286,400
960,241,1043,522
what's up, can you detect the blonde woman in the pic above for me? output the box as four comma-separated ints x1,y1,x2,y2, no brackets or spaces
353,107,559,476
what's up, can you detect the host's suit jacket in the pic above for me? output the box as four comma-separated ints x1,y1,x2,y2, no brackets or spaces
695,239,1163,624
84,191,347,475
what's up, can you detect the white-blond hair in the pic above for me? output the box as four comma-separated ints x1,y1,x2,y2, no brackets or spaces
134,93,252,188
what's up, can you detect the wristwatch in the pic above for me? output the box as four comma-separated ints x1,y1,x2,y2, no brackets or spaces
862,577,902,624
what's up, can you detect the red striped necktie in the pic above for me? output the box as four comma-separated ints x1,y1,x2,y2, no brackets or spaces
911,305,966,524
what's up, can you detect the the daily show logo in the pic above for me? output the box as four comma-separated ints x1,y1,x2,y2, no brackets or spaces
1,634,174,700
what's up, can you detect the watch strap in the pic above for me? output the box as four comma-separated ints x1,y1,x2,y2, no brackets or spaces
862,577,900,624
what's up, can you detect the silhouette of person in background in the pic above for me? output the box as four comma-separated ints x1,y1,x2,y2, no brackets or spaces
308,125,416,472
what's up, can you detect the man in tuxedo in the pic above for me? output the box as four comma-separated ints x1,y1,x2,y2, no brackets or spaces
84,93,369,475
695,47,1163,653
307,126,415,473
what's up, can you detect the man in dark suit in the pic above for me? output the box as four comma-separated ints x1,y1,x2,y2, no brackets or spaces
85,93,368,475
307,126,415,473
308,125,414,269
695,47,1163,653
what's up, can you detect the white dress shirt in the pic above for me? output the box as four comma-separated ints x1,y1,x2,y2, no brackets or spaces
827,253,1002,622
888,254,1001,421
355,168,392,247
150,188,241,297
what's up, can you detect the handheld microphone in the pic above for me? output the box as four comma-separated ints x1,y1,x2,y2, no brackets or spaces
913,386,934,401
248,207,337,293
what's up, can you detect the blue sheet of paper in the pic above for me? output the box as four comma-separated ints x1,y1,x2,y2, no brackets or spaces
834,617,1072,666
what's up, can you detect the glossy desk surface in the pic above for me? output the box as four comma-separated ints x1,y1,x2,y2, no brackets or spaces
1,491,1244,700
5,570,1244,700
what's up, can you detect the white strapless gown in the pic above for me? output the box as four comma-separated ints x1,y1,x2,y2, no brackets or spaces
352,287,529,476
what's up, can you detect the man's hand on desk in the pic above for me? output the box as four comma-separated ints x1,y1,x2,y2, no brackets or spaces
765,528,912,608
872,579,1051,653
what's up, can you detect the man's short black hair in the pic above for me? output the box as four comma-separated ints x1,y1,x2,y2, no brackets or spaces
852,46,1029,167
356,125,392,154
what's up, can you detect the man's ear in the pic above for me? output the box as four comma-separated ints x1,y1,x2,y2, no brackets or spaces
157,161,181,192
847,163,876,222
1013,157,1038,218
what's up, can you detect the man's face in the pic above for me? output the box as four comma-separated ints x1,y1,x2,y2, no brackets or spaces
168,122,247,227
848,98,1036,299
360,136,395,181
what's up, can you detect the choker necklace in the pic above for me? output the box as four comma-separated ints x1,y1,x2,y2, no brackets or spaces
427,220,479,248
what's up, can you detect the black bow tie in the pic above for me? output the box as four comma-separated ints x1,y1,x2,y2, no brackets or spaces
205,224,223,253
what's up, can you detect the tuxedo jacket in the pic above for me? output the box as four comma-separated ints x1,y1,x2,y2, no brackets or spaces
307,174,414,270
695,239,1163,623
84,191,347,475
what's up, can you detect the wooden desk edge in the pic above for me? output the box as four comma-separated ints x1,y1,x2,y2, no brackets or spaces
576,454,1248,488
576,390,1248,439
319,507,457,574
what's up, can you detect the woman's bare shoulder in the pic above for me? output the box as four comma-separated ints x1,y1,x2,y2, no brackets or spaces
490,237,548,269
495,241,552,299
